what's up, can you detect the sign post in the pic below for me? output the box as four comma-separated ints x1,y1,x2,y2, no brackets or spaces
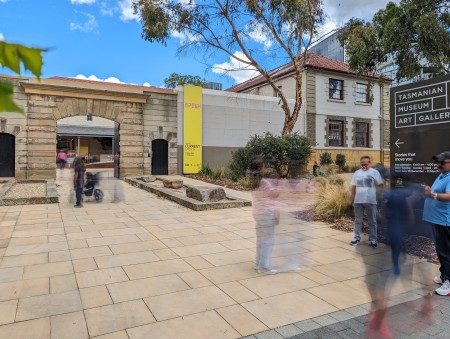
390,75,450,185
183,86,203,174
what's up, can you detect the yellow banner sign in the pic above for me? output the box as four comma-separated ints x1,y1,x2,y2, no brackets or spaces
183,86,202,174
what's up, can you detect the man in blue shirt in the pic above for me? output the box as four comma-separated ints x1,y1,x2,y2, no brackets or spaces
422,151,450,296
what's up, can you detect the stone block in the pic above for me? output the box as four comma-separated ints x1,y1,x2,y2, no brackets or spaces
186,187,226,202
139,176,156,182
163,178,183,189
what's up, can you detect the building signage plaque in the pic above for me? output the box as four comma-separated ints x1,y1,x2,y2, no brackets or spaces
390,75,450,185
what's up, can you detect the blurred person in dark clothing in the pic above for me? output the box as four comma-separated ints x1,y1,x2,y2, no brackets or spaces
73,157,86,208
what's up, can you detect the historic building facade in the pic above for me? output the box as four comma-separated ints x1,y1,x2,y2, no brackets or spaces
0,75,177,179
226,54,392,167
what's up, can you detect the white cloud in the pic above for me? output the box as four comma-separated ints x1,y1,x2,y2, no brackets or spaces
0,33,4,41
119,0,138,21
70,13,98,32
74,74,152,87
246,21,273,50
70,0,96,4
322,0,400,28
74,74,125,83
212,51,260,84
171,30,199,45
100,1,114,16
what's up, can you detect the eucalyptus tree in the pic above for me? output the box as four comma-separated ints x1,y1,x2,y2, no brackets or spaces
133,0,324,136
164,72,208,88
338,0,449,81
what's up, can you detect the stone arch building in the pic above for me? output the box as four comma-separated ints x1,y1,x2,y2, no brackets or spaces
0,75,177,179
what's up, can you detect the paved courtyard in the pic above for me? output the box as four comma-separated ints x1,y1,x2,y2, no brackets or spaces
0,170,443,338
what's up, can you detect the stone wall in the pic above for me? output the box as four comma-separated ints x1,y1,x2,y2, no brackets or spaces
0,75,178,179
1,77,29,179
143,92,178,175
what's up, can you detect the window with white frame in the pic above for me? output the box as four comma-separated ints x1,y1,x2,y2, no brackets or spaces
355,122,369,147
87,115,93,121
329,79,343,100
328,120,344,146
356,83,369,103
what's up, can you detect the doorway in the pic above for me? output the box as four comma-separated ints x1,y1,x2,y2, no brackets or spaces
151,139,168,175
0,133,15,177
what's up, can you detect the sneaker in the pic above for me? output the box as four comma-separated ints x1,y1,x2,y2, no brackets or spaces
435,280,450,296
350,238,360,246
74,204,83,208
370,241,378,248
434,275,444,284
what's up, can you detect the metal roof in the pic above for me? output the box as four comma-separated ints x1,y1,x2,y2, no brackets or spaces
56,125,115,137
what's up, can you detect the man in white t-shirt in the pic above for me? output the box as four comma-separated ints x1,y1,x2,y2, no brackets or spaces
349,156,384,248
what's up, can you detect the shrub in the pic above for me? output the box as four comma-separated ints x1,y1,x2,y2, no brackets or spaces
239,176,259,189
325,164,339,176
229,147,252,179
328,175,345,186
228,132,313,180
211,167,227,180
335,154,346,172
314,181,351,221
312,176,328,187
319,152,333,166
199,163,213,176
350,164,360,172
287,160,306,178
262,167,279,178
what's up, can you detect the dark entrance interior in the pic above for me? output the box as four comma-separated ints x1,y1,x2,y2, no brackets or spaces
151,139,168,175
0,133,15,177
114,122,120,178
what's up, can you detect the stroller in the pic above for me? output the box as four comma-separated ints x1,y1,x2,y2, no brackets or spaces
84,172,104,202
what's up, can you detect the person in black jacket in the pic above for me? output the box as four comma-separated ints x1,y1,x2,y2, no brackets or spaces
73,157,86,208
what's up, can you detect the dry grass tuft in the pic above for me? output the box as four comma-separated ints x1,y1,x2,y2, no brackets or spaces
314,180,351,221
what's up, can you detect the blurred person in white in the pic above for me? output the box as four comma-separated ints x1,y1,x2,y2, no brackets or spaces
349,156,384,248
251,159,280,274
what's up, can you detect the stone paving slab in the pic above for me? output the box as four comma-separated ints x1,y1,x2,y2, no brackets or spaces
0,169,445,338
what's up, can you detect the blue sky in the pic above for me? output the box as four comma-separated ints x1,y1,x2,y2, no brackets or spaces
0,0,396,89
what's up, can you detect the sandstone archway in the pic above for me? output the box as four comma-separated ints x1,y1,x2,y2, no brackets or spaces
22,80,148,179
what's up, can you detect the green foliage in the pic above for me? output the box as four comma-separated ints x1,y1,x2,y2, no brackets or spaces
229,147,252,180
164,72,207,89
199,163,213,176
0,41,46,113
319,152,333,166
0,81,21,112
315,179,351,221
350,164,360,172
211,167,227,180
335,154,346,172
338,0,450,81
228,132,313,179
239,177,259,189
